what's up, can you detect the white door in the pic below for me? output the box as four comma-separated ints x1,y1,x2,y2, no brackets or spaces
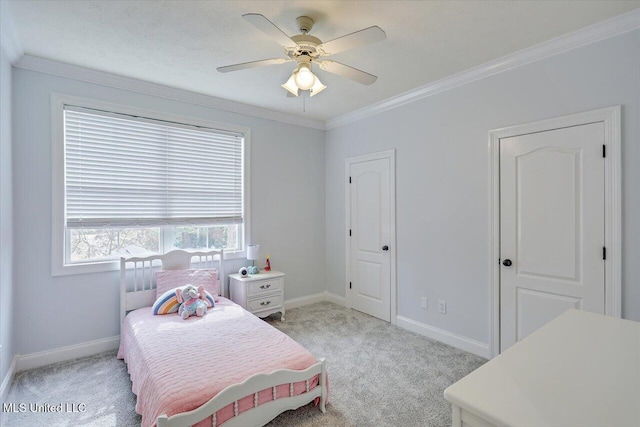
348,154,393,322
500,122,605,352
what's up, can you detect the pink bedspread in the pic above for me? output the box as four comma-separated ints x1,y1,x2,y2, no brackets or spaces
117,297,320,427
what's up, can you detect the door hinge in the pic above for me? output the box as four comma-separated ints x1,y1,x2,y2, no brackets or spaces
603,246,607,260
603,145,606,158
349,176,352,183
349,282,352,289
349,229,351,236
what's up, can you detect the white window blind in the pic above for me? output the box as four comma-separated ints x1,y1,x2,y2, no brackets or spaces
64,106,244,228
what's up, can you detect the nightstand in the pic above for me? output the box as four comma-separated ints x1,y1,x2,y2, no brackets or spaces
229,270,285,321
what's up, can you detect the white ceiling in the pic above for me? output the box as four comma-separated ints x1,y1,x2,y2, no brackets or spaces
8,0,640,122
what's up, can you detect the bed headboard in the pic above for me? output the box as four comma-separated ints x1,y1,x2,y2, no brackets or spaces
120,249,224,324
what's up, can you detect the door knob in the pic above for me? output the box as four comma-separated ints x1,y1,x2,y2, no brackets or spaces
382,245,389,251
502,259,512,267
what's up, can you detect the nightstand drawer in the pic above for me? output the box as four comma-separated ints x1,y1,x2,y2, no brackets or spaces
247,278,283,296
248,294,283,312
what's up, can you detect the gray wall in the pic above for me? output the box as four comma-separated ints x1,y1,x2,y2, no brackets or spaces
7,28,640,359
0,43,14,385
325,30,640,346
12,68,325,355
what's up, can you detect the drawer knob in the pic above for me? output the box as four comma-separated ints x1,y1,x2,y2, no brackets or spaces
260,284,271,289
260,301,271,306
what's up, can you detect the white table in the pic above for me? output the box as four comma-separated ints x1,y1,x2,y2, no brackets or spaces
444,309,640,427
229,270,285,320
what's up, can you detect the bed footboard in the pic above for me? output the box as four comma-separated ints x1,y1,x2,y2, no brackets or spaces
157,358,327,427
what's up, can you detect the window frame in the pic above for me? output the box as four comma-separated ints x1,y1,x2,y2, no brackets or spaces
51,94,251,276
64,223,242,266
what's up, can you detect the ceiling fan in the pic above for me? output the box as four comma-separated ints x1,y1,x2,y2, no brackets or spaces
217,14,386,97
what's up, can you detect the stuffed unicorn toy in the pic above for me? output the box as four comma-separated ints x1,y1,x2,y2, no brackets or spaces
176,284,208,319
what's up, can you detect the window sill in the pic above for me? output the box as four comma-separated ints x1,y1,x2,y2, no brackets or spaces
52,250,247,277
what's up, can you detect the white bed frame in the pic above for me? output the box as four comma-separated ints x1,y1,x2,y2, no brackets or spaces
120,249,327,427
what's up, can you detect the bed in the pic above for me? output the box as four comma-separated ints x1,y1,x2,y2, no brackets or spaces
117,249,327,427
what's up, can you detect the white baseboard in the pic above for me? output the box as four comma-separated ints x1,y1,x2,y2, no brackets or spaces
396,316,490,359
324,292,346,306
284,291,346,309
16,336,120,372
284,292,327,309
1,356,17,403
285,293,486,359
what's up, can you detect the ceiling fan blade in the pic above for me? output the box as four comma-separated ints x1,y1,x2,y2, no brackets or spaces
317,26,386,56
318,60,377,85
242,13,297,49
217,58,292,73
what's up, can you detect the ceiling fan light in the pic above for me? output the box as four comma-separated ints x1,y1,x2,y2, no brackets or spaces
282,74,299,96
310,76,327,97
294,64,316,90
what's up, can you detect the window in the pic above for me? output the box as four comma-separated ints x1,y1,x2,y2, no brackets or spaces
52,95,249,275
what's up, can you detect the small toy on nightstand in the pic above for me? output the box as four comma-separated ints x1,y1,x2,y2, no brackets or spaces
264,255,271,271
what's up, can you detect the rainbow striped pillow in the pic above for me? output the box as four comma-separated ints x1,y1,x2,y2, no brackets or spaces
152,286,215,315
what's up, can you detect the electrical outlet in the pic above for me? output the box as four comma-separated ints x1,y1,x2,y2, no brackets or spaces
438,300,447,314
421,297,428,309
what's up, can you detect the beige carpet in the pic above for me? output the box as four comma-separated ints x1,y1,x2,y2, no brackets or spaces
5,302,485,426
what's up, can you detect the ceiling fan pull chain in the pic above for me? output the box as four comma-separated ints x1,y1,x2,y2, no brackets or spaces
303,91,306,113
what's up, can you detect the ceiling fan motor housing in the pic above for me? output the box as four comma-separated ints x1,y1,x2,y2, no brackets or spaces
296,16,314,33
289,34,322,59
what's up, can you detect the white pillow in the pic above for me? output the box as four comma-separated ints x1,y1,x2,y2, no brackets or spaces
155,269,219,300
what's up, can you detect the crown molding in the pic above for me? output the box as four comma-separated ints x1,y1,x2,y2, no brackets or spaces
0,0,23,63
14,55,326,130
5,7,639,131
326,8,640,130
